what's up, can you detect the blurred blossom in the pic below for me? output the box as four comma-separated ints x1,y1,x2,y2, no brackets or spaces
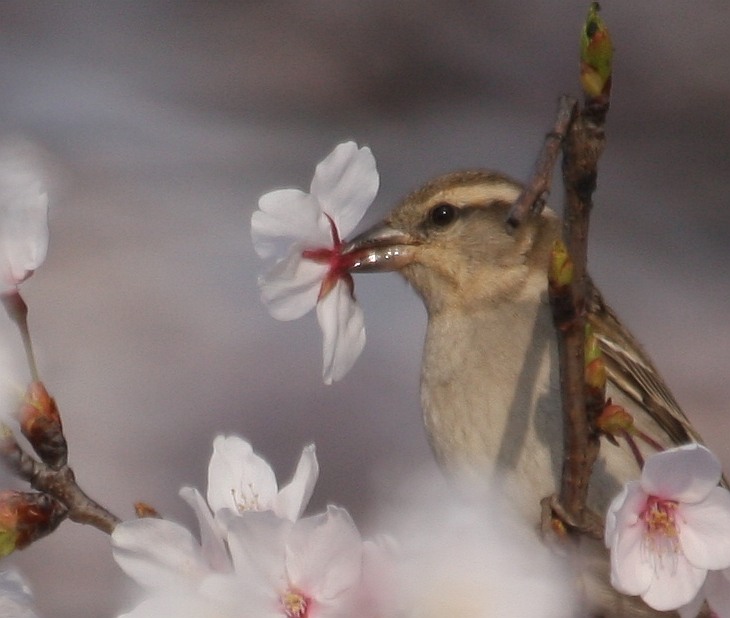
113,435,379,617
605,443,730,611
251,141,379,384
374,472,577,617
0,138,49,296
0,569,39,618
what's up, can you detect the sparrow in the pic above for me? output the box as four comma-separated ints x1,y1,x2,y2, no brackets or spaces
343,170,702,617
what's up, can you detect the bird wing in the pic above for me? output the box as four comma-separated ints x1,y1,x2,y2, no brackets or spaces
585,279,702,445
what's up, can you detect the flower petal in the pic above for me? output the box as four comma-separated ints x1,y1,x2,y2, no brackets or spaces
609,517,654,596
251,189,331,260
679,487,730,570
206,435,278,516
309,142,379,238
275,443,319,521
641,554,707,611
704,568,730,618
221,510,292,588
286,505,363,601
642,444,721,503
316,278,366,384
259,250,328,321
179,486,231,573
111,519,210,589
0,140,49,293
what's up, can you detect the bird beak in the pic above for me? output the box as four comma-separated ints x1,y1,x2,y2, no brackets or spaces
341,222,417,272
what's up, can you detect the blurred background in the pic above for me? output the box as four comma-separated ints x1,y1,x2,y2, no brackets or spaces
0,1,728,615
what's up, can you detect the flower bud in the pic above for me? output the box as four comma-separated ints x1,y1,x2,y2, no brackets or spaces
548,240,574,289
18,381,67,469
0,491,67,557
580,2,613,99
596,400,635,440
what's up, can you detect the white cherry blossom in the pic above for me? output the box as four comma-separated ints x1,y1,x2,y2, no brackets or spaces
205,434,318,522
605,443,730,611
0,139,49,296
251,141,378,384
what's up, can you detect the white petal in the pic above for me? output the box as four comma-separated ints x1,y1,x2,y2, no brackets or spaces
704,568,730,618
641,554,707,611
117,591,229,618
605,481,645,547
680,488,730,570
0,140,49,292
310,142,379,238
179,486,231,573
251,189,331,260
221,510,291,587
206,435,278,515
610,519,654,596
642,444,721,503
286,506,363,601
316,279,366,384
259,250,327,321
275,443,319,521
111,519,210,589
677,586,707,618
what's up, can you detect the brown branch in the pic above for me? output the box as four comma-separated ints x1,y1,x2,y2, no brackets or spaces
553,42,611,531
2,435,121,535
506,95,578,231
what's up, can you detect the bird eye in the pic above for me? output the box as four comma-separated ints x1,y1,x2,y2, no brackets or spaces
429,203,458,227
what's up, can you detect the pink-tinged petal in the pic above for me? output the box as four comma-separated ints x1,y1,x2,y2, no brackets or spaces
259,250,328,321
178,486,231,573
310,142,379,238
0,140,49,293
606,482,646,547
285,506,363,601
610,520,654,596
704,568,730,618
206,435,278,515
316,278,366,384
221,510,291,587
642,444,721,503
275,443,319,522
111,519,210,589
641,555,707,611
679,488,730,570
251,189,331,260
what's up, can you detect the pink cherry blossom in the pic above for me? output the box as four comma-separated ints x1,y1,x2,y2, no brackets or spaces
605,443,730,611
251,141,379,384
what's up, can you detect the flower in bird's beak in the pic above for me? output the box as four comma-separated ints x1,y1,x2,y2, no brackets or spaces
251,142,379,384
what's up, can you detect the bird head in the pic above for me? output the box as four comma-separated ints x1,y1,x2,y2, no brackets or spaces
342,170,558,313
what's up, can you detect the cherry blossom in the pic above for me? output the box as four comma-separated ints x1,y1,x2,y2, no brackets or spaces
251,141,379,384
205,434,318,522
0,139,49,296
605,443,730,611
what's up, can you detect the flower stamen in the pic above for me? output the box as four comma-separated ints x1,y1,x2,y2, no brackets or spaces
641,496,681,559
281,588,311,618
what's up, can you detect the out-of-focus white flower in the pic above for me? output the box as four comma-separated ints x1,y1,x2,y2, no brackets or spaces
605,443,730,611
679,567,730,618
0,139,49,296
205,435,318,522
0,569,40,618
251,141,379,384
114,436,381,617
374,471,576,617
202,506,375,617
